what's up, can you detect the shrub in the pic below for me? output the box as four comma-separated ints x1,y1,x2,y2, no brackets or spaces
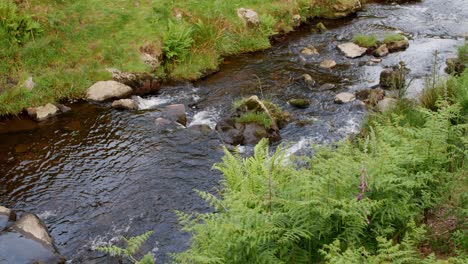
352,34,378,48
0,1,42,45
162,20,194,62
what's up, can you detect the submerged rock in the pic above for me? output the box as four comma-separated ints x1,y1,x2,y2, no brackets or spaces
335,92,356,104
112,99,138,110
162,104,187,126
301,46,319,55
302,74,315,85
288,98,310,109
320,60,337,69
86,81,133,101
237,8,259,27
338,42,367,58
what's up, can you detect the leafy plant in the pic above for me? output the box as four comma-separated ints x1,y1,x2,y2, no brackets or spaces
162,20,194,62
0,1,42,44
95,231,156,264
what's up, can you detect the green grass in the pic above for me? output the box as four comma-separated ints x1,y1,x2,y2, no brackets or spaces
0,0,345,116
352,33,378,48
383,33,405,44
236,111,273,128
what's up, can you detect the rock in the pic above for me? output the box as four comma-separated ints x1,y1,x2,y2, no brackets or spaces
10,213,54,248
140,52,160,69
337,42,367,58
386,39,409,53
368,88,386,105
188,124,212,134
237,8,259,27
108,69,161,96
23,76,35,91
55,104,71,113
373,44,389,57
371,58,382,63
376,97,397,112
27,103,60,121
301,46,319,55
445,57,466,75
318,83,336,91
302,74,314,85
163,104,187,126
0,205,16,226
320,60,337,69
154,118,172,127
355,89,370,101
316,22,327,32
288,98,310,109
321,0,362,19
112,99,138,110
86,81,133,101
292,14,301,27
380,67,406,89
335,92,356,104
243,123,268,145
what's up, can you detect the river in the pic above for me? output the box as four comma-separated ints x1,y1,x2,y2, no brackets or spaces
0,0,466,262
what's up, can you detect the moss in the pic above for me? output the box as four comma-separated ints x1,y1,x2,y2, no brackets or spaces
352,34,378,48
236,112,273,129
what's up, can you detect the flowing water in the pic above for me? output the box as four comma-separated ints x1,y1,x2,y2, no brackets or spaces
0,0,466,262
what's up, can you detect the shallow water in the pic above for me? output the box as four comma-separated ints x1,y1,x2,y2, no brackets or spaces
0,0,466,262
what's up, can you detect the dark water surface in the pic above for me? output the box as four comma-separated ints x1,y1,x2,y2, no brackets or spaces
0,0,466,262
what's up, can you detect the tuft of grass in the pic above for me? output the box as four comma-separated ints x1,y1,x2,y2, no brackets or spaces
236,111,273,129
352,34,378,48
383,33,405,44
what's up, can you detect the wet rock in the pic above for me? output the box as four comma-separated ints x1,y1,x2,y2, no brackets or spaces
154,118,172,127
373,44,389,57
355,89,370,101
162,104,187,126
10,213,55,248
288,98,310,109
292,14,302,27
318,83,336,91
27,103,60,121
0,205,16,224
386,39,409,53
23,76,35,91
445,57,466,75
243,123,268,145
301,46,319,55
187,124,212,134
55,104,71,113
321,0,362,19
320,59,337,69
380,67,406,89
376,97,397,112
112,99,138,110
108,69,161,96
337,42,367,58
368,88,386,105
316,22,327,32
335,92,355,104
237,8,259,27
86,81,133,101
302,74,315,85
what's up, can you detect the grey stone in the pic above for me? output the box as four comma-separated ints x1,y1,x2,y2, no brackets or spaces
86,81,132,101
237,8,259,27
338,42,367,58
377,97,397,112
373,44,389,57
163,104,187,126
112,99,138,110
335,92,356,104
320,60,337,69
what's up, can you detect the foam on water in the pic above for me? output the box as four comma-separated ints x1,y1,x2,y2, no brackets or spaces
134,96,172,110
187,108,219,129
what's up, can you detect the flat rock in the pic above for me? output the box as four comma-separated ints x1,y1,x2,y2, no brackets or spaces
335,92,356,104
86,81,133,101
10,213,55,247
27,103,60,121
112,99,138,110
320,60,337,69
338,42,367,58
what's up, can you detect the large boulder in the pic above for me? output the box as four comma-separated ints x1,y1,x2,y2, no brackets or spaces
386,39,409,53
338,42,367,58
237,8,259,27
320,0,362,19
86,81,133,101
216,96,285,145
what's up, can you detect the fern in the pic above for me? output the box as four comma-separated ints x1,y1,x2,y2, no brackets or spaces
95,231,155,264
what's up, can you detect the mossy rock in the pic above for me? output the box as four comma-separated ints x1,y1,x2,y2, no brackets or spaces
288,98,310,109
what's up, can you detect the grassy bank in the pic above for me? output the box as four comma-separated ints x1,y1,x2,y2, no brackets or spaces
174,49,468,263
0,0,353,116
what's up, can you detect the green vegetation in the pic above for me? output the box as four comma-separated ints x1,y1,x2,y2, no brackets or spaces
0,0,346,116
352,34,378,48
236,111,273,129
175,50,468,262
95,231,155,264
383,33,405,44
